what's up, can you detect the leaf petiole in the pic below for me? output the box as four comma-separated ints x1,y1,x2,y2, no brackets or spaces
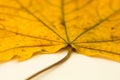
26,46,73,80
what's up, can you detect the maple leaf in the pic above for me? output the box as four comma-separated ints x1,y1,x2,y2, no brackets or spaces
0,0,120,62
1,0,120,79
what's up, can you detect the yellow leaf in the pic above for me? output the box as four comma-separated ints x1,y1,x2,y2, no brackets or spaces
0,0,120,62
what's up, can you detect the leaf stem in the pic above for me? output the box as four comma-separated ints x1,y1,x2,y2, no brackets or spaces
26,46,73,80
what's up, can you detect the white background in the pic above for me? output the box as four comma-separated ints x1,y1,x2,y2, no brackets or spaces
0,50,120,80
